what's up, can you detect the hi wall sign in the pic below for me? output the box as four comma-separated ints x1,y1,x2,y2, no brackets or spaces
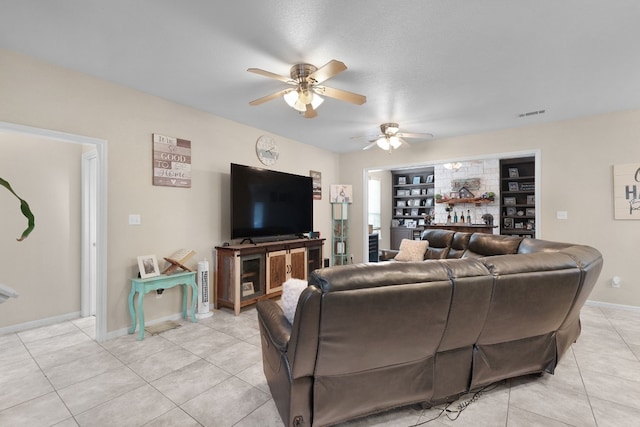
613,163,640,220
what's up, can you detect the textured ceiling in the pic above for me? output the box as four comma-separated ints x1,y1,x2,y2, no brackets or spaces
1,0,640,153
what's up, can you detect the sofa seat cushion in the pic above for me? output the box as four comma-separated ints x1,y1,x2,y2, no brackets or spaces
281,278,308,324
394,238,429,262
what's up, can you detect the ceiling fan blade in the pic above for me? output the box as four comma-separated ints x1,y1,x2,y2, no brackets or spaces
249,88,294,106
316,86,366,105
363,141,377,150
247,67,293,84
396,132,434,139
304,104,318,119
398,137,410,147
308,59,347,84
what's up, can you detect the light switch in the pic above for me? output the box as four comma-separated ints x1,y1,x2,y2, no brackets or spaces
129,214,141,225
556,211,568,220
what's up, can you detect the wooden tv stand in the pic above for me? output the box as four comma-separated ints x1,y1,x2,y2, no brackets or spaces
215,238,324,315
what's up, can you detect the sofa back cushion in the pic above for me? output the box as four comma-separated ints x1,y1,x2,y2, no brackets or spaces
420,229,454,259
463,233,522,257
448,232,472,258
308,262,453,376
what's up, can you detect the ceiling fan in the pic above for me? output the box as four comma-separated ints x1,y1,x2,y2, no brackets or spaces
247,60,366,118
362,123,434,151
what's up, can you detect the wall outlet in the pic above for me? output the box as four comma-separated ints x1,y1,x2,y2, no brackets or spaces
556,211,568,220
129,214,141,225
612,276,621,288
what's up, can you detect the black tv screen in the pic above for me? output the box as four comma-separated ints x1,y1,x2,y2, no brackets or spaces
231,163,313,240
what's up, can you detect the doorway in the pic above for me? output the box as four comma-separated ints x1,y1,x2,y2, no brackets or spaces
0,121,108,342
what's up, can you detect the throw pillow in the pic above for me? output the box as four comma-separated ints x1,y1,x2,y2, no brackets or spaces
282,278,308,324
394,238,429,262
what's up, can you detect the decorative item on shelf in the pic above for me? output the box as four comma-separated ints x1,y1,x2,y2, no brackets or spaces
137,255,160,279
508,167,519,178
162,249,195,274
330,184,352,203
482,213,494,226
458,186,474,199
508,182,519,192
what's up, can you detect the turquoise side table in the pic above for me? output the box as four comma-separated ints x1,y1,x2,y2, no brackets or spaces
128,271,197,340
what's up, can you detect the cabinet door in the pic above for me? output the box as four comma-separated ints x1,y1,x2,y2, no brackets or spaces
289,247,307,279
266,249,287,293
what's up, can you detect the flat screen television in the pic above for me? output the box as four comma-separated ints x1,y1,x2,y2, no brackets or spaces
231,163,313,241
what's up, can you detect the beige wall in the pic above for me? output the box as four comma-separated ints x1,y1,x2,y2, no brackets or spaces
342,111,640,307
0,134,83,325
0,49,339,332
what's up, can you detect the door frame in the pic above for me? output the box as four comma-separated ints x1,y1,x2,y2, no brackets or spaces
0,121,108,342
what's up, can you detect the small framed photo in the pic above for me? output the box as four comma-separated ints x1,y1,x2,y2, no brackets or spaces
526,195,535,205
426,174,434,183
504,218,513,228
508,168,519,178
397,200,406,207
412,176,421,185
411,188,421,196
425,198,433,207
506,207,517,216
242,281,255,297
411,208,419,216
395,209,403,216
418,219,425,225
515,222,524,229
508,182,519,192
426,188,435,197
137,255,160,279
405,219,417,228
526,221,534,230
504,197,516,205
526,208,535,217
398,176,407,185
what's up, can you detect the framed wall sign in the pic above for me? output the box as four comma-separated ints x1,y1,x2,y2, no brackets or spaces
613,163,640,220
153,133,191,188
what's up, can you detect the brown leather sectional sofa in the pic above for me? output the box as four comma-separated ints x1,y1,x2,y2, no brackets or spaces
256,230,603,426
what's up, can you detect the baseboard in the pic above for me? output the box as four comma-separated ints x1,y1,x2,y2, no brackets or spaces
585,299,640,313
104,312,185,341
0,311,81,335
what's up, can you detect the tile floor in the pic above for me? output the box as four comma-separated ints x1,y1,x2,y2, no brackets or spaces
1,304,640,427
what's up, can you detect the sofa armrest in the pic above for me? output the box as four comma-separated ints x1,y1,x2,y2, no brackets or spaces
379,249,399,261
256,299,291,353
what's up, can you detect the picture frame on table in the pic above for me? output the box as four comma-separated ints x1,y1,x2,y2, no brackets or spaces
504,197,516,205
504,218,513,228
508,182,519,192
411,188,421,196
405,219,417,228
526,208,535,217
506,207,517,216
426,174,434,183
242,281,255,296
526,195,535,205
137,255,160,279
412,176,421,185
397,200,406,207
508,168,519,178
411,208,419,216
398,176,407,185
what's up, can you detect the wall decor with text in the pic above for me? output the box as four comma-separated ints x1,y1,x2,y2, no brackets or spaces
613,162,640,220
152,133,192,188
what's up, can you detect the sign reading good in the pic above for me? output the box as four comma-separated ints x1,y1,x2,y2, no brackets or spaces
613,163,640,220
152,133,191,188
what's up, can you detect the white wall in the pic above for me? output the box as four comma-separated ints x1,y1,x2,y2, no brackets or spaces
341,111,640,307
0,49,339,332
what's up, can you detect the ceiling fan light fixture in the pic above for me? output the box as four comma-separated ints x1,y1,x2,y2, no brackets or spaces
283,88,324,112
376,137,390,150
389,136,402,149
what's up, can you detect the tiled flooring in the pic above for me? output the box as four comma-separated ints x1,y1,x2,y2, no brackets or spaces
1,304,640,427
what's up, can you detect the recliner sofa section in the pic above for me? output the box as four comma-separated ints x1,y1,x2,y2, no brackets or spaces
256,231,603,426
